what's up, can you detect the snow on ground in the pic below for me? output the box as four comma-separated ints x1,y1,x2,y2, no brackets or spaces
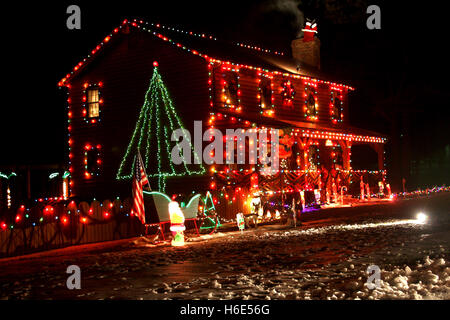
0,193,449,300
126,221,450,300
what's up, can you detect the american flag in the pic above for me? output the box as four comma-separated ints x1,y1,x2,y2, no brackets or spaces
131,152,150,224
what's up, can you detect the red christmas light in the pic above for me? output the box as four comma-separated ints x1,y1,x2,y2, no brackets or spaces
44,205,54,215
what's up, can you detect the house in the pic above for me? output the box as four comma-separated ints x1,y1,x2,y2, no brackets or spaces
59,19,387,219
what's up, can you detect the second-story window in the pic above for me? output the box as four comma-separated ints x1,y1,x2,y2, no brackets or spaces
221,72,240,111
259,76,274,116
330,89,344,123
303,82,318,120
82,82,103,123
280,79,295,107
88,88,100,118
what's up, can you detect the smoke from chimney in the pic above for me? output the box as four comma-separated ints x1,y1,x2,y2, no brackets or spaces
261,0,305,38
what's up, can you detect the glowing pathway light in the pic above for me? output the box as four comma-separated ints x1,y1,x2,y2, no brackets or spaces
168,201,186,246
416,212,428,224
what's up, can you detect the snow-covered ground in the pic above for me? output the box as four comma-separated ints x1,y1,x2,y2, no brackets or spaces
1,193,449,300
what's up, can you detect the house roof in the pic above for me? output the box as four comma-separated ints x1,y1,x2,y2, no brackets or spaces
147,22,335,80
58,19,354,90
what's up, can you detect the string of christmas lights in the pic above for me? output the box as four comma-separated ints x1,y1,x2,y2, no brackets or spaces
115,63,205,191
58,19,355,91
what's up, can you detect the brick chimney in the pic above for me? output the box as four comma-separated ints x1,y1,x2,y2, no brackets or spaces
291,20,320,69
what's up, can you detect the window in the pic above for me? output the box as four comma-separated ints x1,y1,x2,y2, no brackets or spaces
84,144,101,178
222,72,240,110
259,77,274,116
87,89,100,118
303,83,318,120
281,79,295,106
331,89,344,123
82,82,103,123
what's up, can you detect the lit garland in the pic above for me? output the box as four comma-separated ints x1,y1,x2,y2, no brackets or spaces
64,85,73,196
59,19,355,91
304,81,318,120
147,21,284,56
0,172,16,180
214,168,386,175
235,42,285,56
0,197,131,232
210,168,389,201
116,63,205,191
295,129,386,144
206,113,386,144
0,172,16,209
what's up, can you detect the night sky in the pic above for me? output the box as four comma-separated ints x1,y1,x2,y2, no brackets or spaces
1,0,449,189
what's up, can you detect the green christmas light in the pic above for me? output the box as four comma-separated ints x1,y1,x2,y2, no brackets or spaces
116,64,205,191
0,172,17,180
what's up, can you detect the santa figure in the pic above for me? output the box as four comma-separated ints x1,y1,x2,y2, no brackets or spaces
168,201,186,246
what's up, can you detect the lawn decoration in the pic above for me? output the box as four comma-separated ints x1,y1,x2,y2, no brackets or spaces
168,201,186,246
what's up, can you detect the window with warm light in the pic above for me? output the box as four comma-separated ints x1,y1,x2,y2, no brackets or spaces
87,88,100,118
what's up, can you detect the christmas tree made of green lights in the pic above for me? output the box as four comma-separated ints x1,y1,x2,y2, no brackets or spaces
116,63,205,192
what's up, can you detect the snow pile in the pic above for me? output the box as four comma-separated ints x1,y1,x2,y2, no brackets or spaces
347,257,450,300
151,256,450,300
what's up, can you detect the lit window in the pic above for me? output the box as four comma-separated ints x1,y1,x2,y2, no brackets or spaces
82,82,103,123
87,88,100,118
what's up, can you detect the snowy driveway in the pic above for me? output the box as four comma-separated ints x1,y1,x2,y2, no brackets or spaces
1,193,449,300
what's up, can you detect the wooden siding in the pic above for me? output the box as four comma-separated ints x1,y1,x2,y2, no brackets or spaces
68,30,211,199
212,65,350,128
